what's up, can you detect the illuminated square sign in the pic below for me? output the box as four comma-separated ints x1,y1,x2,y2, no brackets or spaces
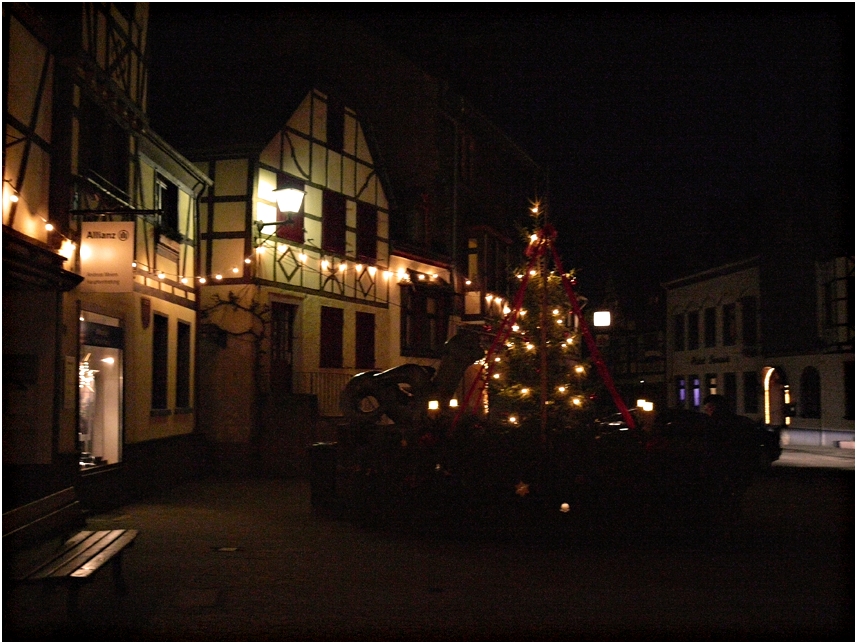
79,222,134,292
593,311,611,327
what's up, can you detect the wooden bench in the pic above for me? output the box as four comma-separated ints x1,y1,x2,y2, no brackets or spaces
3,487,138,624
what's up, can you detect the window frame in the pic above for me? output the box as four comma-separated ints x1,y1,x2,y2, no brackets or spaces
356,201,377,262
400,284,451,358
704,307,716,348
319,306,344,369
355,311,376,370
322,190,346,255
151,313,169,410
722,303,736,346
175,320,191,409
673,313,685,351
687,311,700,351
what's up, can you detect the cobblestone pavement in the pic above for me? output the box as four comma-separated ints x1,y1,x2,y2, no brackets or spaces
4,447,852,641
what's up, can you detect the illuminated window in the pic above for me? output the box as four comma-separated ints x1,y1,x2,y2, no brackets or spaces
79,313,124,469
706,373,717,396
675,376,687,408
690,374,701,409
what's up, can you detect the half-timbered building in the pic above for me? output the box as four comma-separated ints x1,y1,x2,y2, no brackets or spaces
3,4,211,511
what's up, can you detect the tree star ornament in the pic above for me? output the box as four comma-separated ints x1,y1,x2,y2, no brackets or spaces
515,481,530,497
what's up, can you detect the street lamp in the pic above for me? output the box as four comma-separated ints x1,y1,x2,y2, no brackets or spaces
255,183,305,232
272,186,305,214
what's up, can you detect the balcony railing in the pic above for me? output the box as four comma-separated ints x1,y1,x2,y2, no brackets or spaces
295,370,357,417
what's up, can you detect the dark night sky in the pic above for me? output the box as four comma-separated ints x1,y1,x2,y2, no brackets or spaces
358,6,852,303
149,5,852,306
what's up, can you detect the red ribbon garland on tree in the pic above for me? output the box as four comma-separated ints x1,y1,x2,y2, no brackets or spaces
451,226,636,432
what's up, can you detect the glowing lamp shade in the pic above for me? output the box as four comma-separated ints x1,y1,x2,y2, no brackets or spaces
427,400,439,411
593,311,611,327
272,187,305,213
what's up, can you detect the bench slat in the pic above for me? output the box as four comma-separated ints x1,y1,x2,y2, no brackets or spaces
14,530,95,580
25,531,106,580
70,530,138,579
44,530,129,579
27,531,122,580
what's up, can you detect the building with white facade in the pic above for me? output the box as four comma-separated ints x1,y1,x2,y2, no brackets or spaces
665,256,854,447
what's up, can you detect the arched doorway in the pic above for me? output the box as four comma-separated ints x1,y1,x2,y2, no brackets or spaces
762,366,790,427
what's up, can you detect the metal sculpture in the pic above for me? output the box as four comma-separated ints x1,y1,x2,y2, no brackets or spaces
340,327,485,426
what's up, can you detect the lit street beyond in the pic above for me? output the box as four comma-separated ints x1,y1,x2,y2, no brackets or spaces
4,447,853,641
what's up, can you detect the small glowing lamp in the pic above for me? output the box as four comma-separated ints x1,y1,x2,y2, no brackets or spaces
593,311,611,327
427,400,439,411
272,187,305,213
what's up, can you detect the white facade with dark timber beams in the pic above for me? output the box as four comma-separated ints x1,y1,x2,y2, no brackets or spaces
193,88,453,471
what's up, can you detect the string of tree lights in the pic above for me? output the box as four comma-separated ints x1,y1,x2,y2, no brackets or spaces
452,200,636,439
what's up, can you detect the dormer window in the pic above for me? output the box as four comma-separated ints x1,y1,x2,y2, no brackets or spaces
156,174,179,235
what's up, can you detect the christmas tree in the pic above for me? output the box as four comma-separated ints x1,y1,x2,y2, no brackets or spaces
480,203,594,438
456,201,635,441
486,267,595,432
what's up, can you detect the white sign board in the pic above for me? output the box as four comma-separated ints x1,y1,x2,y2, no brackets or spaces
79,222,134,292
